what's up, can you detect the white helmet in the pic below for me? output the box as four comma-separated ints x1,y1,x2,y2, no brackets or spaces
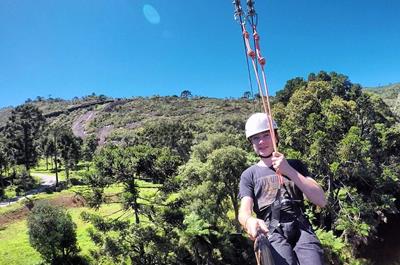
245,113,278,139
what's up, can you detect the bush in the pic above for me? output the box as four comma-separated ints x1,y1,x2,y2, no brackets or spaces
27,202,80,264
13,167,36,195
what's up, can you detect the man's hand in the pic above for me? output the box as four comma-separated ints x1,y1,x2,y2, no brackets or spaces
271,152,327,208
271,151,295,177
245,216,269,240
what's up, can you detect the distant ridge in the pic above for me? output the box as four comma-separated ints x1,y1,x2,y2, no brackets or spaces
0,95,256,145
1,81,398,142
365,82,400,116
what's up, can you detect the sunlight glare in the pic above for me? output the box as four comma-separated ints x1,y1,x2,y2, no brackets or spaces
143,4,160,25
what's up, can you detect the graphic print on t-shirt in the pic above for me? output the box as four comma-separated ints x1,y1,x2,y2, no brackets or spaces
255,171,290,210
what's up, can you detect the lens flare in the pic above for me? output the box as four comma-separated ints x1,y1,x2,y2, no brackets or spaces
143,4,160,24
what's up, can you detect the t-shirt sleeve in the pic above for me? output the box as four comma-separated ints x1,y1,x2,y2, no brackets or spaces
287,159,312,201
288,159,310,177
239,167,254,200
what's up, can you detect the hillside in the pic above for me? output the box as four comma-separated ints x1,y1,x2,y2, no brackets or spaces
365,82,400,116
0,107,12,126
0,95,259,145
1,81,399,144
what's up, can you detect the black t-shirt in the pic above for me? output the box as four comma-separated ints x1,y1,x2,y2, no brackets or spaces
239,159,310,220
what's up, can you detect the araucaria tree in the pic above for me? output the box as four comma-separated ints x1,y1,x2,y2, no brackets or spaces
82,144,184,264
4,104,46,171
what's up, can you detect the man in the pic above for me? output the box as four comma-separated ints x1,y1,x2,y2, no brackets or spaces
238,113,326,265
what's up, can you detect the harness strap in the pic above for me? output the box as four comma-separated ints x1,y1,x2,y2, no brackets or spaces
264,171,304,235
268,188,282,235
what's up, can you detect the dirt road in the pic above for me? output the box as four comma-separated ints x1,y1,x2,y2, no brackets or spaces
0,173,56,207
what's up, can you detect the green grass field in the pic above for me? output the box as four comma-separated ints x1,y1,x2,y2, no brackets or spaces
0,219,42,265
0,166,159,265
0,198,125,265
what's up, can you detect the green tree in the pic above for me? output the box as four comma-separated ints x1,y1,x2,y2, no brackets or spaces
274,72,400,262
43,123,82,186
46,125,62,186
90,145,155,220
28,202,80,264
81,134,99,170
181,90,192,98
38,131,52,170
0,137,9,196
135,120,194,161
275,77,307,104
83,144,187,264
207,146,248,230
57,127,82,182
175,133,253,264
4,104,46,171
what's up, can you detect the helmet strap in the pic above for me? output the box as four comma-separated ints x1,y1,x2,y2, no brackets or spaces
259,153,273,159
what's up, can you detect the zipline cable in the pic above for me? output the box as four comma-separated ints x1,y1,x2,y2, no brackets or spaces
233,0,256,110
233,0,268,117
233,0,283,184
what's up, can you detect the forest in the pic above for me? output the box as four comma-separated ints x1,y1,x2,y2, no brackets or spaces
0,71,399,265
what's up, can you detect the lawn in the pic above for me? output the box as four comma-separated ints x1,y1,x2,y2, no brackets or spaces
0,157,162,265
0,178,160,265
0,200,124,265
0,220,41,265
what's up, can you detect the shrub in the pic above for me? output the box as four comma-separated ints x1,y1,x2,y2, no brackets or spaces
27,202,80,264
13,167,35,195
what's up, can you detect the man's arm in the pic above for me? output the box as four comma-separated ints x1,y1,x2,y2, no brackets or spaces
272,152,327,208
289,173,326,207
239,196,269,240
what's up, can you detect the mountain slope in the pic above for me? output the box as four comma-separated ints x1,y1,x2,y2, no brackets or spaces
365,82,400,116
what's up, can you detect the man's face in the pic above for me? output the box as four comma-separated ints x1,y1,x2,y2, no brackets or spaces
249,130,273,157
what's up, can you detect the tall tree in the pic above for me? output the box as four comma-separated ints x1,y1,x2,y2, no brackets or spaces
57,127,82,182
4,104,46,171
38,129,56,170
0,137,7,198
83,144,186,264
180,90,192,98
81,134,99,170
207,146,248,231
175,133,252,264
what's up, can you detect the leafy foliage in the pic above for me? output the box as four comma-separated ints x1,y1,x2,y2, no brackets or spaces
13,166,36,194
275,71,400,263
133,120,194,161
27,202,81,264
3,104,46,170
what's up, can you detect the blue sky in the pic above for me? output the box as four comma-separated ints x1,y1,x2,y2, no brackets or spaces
0,0,399,108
